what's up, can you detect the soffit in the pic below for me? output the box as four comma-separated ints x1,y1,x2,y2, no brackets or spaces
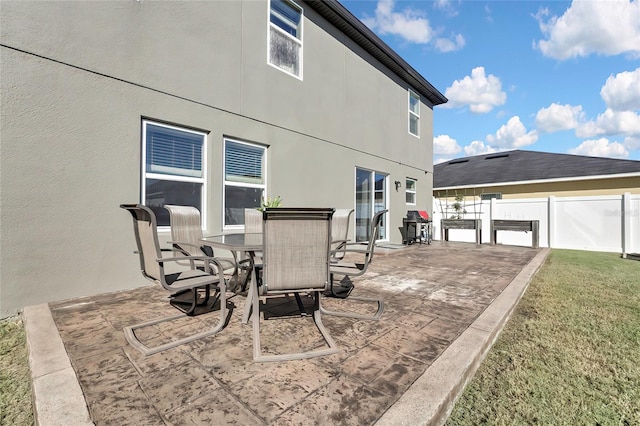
302,0,447,106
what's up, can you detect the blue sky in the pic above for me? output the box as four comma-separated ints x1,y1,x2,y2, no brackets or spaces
340,0,640,163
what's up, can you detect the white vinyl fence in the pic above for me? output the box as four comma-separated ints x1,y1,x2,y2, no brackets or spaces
432,193,640,255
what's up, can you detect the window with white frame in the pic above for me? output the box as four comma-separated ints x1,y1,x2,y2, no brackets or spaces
268,0,303,78
406,178,417,204
409,89,420,137
224,139,266,227
142,120,206,227
355,168,388,242
481,193,502,200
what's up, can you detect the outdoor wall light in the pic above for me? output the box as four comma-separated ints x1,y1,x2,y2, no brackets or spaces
394,180,402,191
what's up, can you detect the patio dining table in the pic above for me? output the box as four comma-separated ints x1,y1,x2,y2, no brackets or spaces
200,233,262,324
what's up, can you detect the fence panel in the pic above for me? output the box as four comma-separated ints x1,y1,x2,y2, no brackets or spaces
554,196,623,252
432,207,486,244
629,195,640,253
492,198,548,247
433,194,639,254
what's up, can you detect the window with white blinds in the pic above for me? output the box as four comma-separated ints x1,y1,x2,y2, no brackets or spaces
142,120,206,227
225,141,265,185
146,124,203,178
224,139,266,227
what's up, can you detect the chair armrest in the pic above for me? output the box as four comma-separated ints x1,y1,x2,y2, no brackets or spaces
156,255,226,275
135,248,174,255
330,247,371,257
168,240,202,252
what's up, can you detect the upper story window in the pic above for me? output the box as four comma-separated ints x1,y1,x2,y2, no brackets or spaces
408,89,420,137
268,0,303,79
405,178,417,205
142,120,206,227
224,139,267,227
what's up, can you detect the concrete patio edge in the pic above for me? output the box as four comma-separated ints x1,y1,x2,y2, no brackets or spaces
375,248,551,426
23,303,93,426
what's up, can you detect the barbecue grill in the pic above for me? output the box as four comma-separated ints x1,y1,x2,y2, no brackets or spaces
403,210,432,245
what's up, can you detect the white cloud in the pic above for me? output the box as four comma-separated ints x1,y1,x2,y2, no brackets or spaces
576,108,640,138
362,0,434,44
624,135,640,151
361,0,464,52
434,134,462,155
486,116,539,148
484,4,493,23
434,157,451,165
568,138,629,158
464,141,496,156
600,68,640,111
433,0,459,16
442,67,507,113
534,0,640,60
434,34,466,53
535,103,584,133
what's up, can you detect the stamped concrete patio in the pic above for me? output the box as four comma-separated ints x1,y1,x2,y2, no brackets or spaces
44,241,543,425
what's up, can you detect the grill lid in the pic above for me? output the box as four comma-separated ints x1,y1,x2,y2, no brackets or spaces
405,210,430,222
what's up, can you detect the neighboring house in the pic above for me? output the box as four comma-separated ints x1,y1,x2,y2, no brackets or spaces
434,150,640,199
0,0,447,317
432,150,640,253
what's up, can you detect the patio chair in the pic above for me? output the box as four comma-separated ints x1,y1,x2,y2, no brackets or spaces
330,208,354,262
244,208,263,233
235,208,264,292
164,204,238,279
242,207,311,317
249,208,339,362
320,209,387,320
120,204,228,356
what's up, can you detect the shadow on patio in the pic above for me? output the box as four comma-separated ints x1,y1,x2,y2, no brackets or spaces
48,242,541,425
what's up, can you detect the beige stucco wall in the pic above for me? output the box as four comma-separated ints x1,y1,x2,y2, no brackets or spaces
434,175,640,201
1,1,437,316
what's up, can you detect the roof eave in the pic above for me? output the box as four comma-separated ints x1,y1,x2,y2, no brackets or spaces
302,0,448,106
433,171,640,191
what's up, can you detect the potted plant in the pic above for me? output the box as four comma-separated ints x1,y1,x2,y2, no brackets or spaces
257,195,282,211
450,194,467,219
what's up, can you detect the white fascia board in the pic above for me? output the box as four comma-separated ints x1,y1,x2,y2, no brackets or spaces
434,171,640,191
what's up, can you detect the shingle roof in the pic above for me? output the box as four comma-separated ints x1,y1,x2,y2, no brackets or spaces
302,0,447,106
434,150,640,189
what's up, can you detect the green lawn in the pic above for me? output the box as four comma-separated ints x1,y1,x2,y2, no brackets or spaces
0,317,34,426
447,250,640,425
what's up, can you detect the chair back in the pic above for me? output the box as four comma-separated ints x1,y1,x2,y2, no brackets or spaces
165,205,212,256
330,209,353,260
165,205,202,243
120,204,164,283
366,209,388,261
244,208,263,233
331,209,353,245
262,208,334,294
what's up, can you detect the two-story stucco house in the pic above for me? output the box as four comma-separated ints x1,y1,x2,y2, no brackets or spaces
0,0,447,317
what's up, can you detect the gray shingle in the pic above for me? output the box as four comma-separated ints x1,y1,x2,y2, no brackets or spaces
434,150,640,188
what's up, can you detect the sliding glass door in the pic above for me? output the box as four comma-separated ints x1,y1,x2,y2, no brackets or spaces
355,168,387,242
